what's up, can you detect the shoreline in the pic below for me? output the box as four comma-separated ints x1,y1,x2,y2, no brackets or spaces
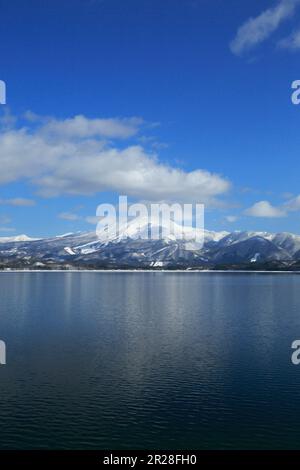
1,269,300,274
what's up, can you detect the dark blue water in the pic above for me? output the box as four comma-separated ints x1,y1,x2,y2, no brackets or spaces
0,272,300,449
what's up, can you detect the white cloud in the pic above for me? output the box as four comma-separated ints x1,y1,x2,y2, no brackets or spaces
230,0,300,56
0,114,231,205
39,115,143,140
283,194,300,210
58,212,100,225
225,215,238,223
0,198,36,207
0,227,15,233
36,145,230,203
58,212,81,221
0,108,17,129
245,200,286,218
85,216,101,225
0,215,12,225
279,28,300,48
245,194,300,219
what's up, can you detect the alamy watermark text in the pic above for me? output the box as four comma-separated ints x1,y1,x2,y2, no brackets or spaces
0,80,6,105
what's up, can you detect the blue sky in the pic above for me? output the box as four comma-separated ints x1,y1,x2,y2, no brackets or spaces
1,0,300,236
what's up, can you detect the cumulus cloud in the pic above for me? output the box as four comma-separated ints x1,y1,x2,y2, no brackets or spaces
245,194,300,218
36,145,230,203
0,113,231,205
245,200,286,218
230,0,300,56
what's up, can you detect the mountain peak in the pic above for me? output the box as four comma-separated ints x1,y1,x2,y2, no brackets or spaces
0,234,40,243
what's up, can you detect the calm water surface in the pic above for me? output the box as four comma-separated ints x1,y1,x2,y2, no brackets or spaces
0,272,300,449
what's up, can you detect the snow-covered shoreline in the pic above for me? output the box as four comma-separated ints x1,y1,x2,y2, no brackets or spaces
1,269,300,274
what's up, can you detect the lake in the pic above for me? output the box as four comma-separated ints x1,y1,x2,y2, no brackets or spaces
0,272,299,449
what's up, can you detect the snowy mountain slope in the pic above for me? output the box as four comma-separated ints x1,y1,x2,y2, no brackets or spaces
0,234,40,243
209,236,291,264
93,215,220,244
0,225,300,269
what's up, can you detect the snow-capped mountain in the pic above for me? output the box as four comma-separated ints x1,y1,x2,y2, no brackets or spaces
0,234,40,244
75,216,224,254
1,223,300,270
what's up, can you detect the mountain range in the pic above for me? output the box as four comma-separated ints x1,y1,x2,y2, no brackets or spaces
1,218,300,270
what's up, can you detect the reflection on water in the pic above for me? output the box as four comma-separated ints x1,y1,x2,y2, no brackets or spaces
0,272,300,449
